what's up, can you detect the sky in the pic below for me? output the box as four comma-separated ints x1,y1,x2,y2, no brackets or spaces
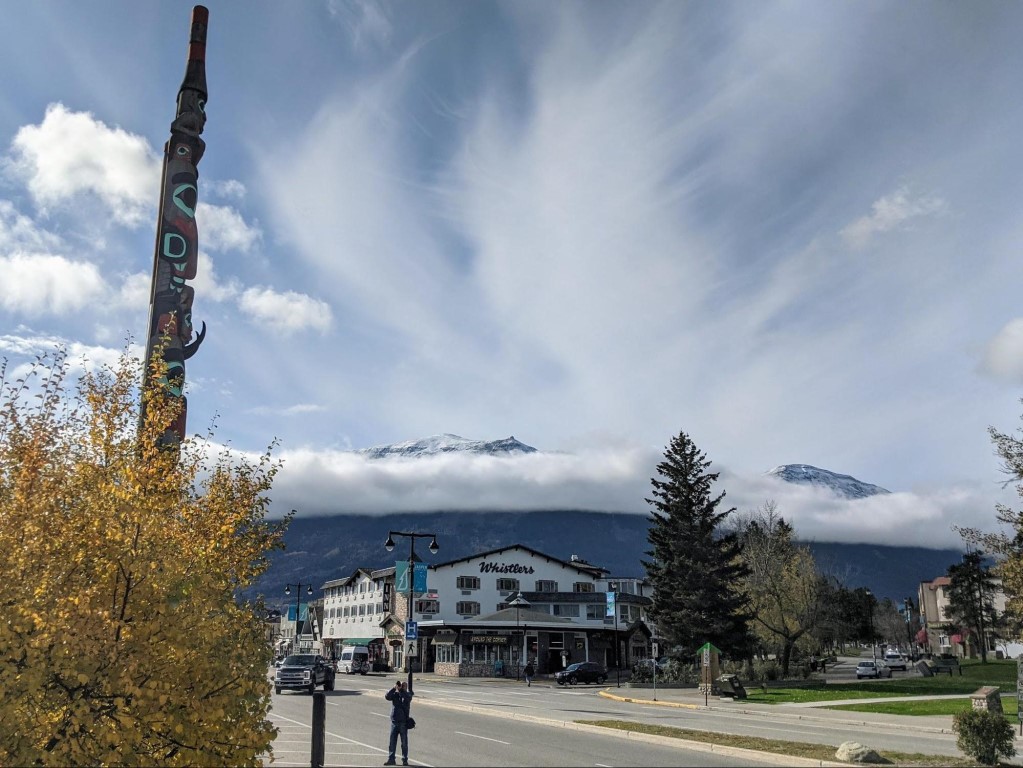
1,1,1022,549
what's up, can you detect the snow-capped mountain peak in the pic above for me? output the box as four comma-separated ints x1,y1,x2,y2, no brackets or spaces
766,464,890,499
357,434,538,459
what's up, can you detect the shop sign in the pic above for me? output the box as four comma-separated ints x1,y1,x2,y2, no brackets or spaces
470,634,509,645
479,561,535,574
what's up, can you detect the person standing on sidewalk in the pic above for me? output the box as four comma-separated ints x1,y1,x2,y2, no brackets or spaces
384,680,414,766
523,659,534,687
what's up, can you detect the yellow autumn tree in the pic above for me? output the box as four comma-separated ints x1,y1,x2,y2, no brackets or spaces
0,349,289,766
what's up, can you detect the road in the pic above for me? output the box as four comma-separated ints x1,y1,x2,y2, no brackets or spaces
266,675,783,767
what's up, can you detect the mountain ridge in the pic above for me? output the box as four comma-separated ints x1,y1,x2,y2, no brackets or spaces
249,510,962,609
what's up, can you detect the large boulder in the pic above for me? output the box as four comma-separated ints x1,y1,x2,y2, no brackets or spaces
835,741,885,764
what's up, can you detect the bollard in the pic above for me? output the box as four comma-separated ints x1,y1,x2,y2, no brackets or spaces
311,692,326,768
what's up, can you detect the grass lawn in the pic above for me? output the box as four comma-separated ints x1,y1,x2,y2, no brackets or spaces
743,658,1020,724
577,720,976,767
745,658,1018,705
829,694,1018,720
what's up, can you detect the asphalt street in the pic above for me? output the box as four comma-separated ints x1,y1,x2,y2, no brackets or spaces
266,675,787,767
263,655,1023,766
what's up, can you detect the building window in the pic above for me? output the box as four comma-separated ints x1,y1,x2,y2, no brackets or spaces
553,604,580,617
436,644,460,663
415,599,439,613
343,606,350,617
586,604,604,620
573,582,595,593
496,578,519,591
456,601,481,616
457,576,481,590
535,580,558,592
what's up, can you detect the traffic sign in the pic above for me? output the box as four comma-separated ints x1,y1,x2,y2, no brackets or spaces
407,642,418,657
405,621,418,640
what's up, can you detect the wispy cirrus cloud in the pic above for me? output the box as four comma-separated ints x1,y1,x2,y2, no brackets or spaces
840,186,947,249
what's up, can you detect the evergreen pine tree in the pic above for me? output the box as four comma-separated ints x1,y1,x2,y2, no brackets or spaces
642,430,753,658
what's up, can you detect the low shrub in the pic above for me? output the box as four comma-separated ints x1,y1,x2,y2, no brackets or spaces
952,709,1015,765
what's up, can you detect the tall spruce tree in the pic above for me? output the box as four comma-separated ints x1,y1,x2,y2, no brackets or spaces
642,430,753,658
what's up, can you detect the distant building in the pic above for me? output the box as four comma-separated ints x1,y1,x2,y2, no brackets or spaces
315,544,656,677
917,574,1013,658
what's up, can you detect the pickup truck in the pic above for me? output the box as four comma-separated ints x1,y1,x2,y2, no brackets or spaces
274,654,336,694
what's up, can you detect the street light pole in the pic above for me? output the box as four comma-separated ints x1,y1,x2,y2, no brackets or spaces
385,530,438,694
865,589,876,662
610,582,620,688
904,597,913,655
284,583,314,654
509,593,530,680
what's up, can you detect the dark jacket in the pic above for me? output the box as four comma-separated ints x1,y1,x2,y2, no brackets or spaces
385,687,414,724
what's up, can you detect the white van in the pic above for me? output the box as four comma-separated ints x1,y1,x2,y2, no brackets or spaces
338,645,371,674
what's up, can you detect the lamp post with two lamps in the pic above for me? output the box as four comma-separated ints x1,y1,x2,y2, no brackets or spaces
509,592,531,680
284,583,314,654
385,530,438,694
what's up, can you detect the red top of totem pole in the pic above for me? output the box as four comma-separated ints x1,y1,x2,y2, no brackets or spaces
189,6,209,62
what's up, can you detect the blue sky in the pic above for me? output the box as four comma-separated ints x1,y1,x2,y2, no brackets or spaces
2,1,1022,547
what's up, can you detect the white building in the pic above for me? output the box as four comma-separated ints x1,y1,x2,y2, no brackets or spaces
320,566,394,667
410,544,654,677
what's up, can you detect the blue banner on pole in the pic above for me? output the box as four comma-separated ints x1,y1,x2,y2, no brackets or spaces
396,561,428,593
606,591,616,617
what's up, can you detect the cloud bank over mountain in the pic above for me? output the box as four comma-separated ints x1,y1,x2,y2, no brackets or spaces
265,437,1007,550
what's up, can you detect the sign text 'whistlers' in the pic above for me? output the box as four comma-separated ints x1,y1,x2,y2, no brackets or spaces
479,561,535,574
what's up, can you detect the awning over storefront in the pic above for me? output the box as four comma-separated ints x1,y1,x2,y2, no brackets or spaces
340,637,377,646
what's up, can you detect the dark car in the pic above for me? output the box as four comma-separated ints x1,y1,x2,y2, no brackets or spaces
554,662,608,685
274,654,336,694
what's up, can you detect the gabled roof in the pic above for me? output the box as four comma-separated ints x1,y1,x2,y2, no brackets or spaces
430,543,605,576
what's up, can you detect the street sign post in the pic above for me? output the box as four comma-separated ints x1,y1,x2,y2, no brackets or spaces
405,621,418,640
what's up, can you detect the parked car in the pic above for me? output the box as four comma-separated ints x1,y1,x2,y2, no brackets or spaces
855,660,892,679
555,662,608,685
883,652,907,671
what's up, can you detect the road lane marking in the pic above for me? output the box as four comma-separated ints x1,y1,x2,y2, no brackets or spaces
455,731,511,745
267,711,436,767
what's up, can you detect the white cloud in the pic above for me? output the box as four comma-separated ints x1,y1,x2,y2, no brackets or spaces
8,103,159,226
981,319,1023,384
196,203,261,252
0,200,63,252
115,271,151,309
272,445,654,516
247,403,327,417
237,287,333,334
191,254,241,303
205,179,247,200
0,331,141,379
0,253,105,315
328,0,393,52
840,186,947,249
264,444,1006,550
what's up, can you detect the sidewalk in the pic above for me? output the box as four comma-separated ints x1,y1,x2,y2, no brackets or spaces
598,685,984,736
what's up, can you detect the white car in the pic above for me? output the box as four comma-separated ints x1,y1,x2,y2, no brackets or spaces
856,660,892,679
883,652,907,671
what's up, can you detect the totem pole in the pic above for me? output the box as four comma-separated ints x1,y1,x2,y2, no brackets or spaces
142,6,209,448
